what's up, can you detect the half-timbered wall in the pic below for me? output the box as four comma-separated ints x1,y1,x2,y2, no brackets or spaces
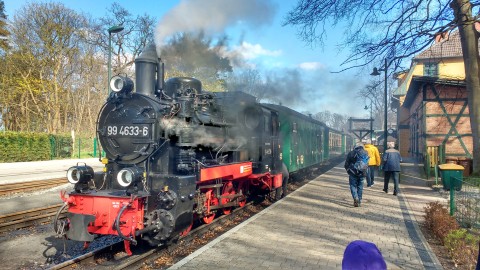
407,83,472,159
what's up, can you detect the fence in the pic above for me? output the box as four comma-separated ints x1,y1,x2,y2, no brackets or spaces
49,136,99,159
424,145,445,179
71,137,101,159
448,177,480,229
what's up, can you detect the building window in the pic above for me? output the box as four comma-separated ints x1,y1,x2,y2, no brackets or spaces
424,62,438,77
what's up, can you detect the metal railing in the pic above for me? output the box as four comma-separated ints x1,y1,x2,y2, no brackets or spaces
50,137,100,159
448,177,480,228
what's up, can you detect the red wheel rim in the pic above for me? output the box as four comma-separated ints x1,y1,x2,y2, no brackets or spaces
237,182,247,207
221,182,235,215
202,190,218,224
238,195,246,207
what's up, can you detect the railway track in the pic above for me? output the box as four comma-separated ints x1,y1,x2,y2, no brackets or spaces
0,178,67,197
0,203,65,233
48,201,263,270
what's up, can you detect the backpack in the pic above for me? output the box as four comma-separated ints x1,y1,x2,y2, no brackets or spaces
348,148,370,176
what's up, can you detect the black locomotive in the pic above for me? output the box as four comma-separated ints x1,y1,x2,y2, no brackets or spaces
55,43,288,254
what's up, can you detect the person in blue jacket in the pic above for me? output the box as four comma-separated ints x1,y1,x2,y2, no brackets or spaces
344,142,369,207
382,141,402,195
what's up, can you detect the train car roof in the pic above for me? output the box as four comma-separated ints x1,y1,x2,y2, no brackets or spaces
261,103,346,135
261,103,327,127
210,90,258,103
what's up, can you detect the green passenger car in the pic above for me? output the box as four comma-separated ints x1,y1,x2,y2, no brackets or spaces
262,104,350,175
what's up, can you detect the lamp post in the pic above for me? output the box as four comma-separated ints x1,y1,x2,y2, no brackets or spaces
364,100,373,141
107,25,124,95
371,58,388,153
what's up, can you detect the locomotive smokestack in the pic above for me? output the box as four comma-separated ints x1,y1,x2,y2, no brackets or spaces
135,43,158,98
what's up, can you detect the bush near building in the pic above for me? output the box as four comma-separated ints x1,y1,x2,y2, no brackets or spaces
424,201,479,268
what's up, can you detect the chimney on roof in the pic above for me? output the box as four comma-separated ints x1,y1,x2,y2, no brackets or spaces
434,31,449,43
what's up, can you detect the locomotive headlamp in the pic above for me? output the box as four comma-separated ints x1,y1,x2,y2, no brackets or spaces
117,167,143,187
110,75,134,94
66,164,94,184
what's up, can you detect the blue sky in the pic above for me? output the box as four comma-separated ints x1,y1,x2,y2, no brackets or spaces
3,0,368,117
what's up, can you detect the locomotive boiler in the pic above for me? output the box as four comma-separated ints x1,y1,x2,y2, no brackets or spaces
54,44,286,254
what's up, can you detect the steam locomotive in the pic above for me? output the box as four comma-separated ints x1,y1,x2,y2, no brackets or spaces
54,43,352,255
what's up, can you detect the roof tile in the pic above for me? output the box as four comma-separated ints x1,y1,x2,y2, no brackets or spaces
414,31,463,59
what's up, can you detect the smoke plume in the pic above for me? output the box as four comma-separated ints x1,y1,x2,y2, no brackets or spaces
154,0,277,48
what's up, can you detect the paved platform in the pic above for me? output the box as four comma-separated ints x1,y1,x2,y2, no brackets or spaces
0,158,103,215
169,159,447,270
0,158,103,184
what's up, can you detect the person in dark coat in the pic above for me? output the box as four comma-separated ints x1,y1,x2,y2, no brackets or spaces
344,142,369,207
382,142,402,195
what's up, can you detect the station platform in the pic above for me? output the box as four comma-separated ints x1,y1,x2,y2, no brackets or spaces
0,158,103,184
169,158,446,270
0,158,103,216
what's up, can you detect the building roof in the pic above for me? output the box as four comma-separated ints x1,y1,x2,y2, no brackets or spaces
402,76,465,108
414,31,463,60
393,63,417,96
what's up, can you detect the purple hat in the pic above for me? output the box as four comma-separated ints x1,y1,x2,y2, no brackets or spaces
342,240,387,270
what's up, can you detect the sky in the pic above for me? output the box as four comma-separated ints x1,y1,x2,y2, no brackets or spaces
3,0,370,117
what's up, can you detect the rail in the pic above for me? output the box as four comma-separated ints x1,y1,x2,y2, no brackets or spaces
0,204,65,233
48,201,255,270
0,178,67,196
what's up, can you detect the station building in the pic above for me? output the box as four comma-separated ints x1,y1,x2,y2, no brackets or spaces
393,30,474,176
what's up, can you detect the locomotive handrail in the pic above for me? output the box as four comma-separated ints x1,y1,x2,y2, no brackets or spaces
53,202,68,236
114,202,137,245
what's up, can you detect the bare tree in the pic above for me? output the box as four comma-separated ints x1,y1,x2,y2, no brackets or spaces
92,2,156,76
226,68,264,98
0,2,107,136
313,110,349,131
284,0,480,174
357,80,396,131
314,110,332,125
4,2,89,133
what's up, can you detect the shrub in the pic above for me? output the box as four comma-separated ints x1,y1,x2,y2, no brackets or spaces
424,201,460,244
0,132,76,162
444,229,479,268
0,132,50,162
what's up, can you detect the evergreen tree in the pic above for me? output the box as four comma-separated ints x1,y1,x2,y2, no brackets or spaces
0,0,10,53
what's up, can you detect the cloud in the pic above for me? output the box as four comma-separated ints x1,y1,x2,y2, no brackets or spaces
217,41,282,69
298,62,324,71
233,42,282,60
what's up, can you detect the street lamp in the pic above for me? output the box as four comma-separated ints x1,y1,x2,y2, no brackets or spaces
364,100,373,141
371,58,388,153
107,25,124,95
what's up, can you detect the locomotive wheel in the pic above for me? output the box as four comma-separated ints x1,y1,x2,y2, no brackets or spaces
274,187,283,201
238,193,246,207
179,222,193,236
221,182,235,215
202,190,218,224
236,182,247,207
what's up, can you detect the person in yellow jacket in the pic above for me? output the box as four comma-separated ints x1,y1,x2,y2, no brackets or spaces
363,139,381,187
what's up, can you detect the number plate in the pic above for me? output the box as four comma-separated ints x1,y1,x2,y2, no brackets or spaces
106,125,150,137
